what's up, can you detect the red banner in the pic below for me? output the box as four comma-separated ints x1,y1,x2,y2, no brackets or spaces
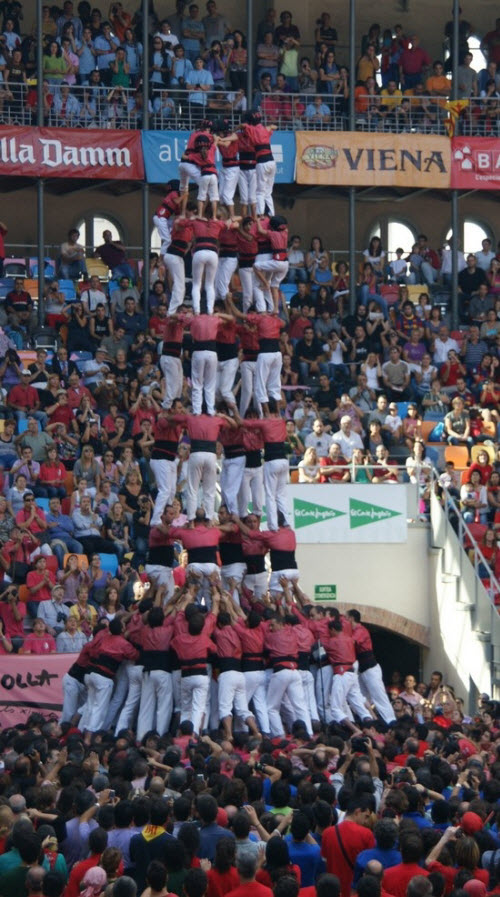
0,126,144,179
451,137,500,190
0,652,76,727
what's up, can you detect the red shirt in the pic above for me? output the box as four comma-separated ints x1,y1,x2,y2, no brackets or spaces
21,633,56,654
64,854,102,897
264,624,299,667
246,313,283,341
0,600,26,638
383,864,429,897
322,822,375,897
207,868,240,897
324,632,356,668
49,405,74,428
191,218,226,252
213,625,242,660
26,569,56,603
8,384,40,410
243,417,287,446
169,413,226,444
168,219,194,256
189,314,220,345
39,461,66,484
227,883,272,897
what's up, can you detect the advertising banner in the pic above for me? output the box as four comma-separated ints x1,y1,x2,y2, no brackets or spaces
451,137,500,190
287,484,407,543
142,130,295,183
0,652,75,727
0,126,143,179
295,131,451,188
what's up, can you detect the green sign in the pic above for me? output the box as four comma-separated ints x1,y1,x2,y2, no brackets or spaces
293,498,345,529
314,584,337,601
349,497,401,529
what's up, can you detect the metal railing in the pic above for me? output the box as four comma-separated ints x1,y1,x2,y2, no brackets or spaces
1,85,498,134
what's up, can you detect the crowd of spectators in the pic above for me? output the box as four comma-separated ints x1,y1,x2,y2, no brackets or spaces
0,4,498,131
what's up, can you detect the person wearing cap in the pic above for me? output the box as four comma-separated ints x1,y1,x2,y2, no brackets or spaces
37,584,70,637
7,371,47,429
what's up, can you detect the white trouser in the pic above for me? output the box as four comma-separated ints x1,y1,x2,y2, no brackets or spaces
150,458,178,524
348,673,372,721
263,458,290,532
359,664,396,724
316,664,333,723
282,670,315,733
301,669,319,722
215,256,238,300
163,253,186,315
269,567,298,594
198,173,219,202
187,450,217,520
255,351,282,404
238,168,257,205
103,661,129,730
180,673,209,735
239,465,264,517
253,252,273,311
331,671,368,723
172,668,181,712
137,669,173,740
179,160,201,193
86,672,113,733
255,257,289,288
239,360,257,416
256,160,276,215
144,565,174,602
244,669,270,734
61,674,86,723
217,356,239,406
187,562,220,605
115,662,144,734
267,668,308,737
192,250,218,314
221,561,246,603
239,267,256,312
191,349,217,415
220,455,246,513
243,570,268,599
153,214,174,253
159,355,183,409
219,165,240,206
218,669,251,720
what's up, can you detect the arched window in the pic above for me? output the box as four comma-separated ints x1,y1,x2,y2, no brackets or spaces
445,220,492,255
366,219,416,258
74,215,123,253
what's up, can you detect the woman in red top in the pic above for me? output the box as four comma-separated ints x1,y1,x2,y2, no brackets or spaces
477,527,497,579
39,446,67,498
256,838,301,890
205,838,240,897
464,448,493,485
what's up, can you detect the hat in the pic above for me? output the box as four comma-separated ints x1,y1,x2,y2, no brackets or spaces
460,811,483,835
95,347,106,354
20,369,31,375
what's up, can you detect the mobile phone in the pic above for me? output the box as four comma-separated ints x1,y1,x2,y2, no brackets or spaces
108,789,115,800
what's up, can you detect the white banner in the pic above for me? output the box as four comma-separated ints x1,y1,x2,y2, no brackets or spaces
286,484,407,543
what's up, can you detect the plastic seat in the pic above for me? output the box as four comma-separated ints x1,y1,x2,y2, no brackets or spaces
86,259,109,281
63,552,89,570
18,584,29,603
99,553,119,575
420,420,440,443
17,419,29,434
0,277,15,298
36,497,51,513
18,350,37,366
444,445,470,469
280,283,297,303
3,259,27,278
61,496,71,515
29,258,55,278
23,278,39,301
407,285,429,304
64,471,74,496
396,402,409,419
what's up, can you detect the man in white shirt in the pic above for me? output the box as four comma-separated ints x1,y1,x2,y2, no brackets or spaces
59,228,88,280
475,238,495,271
38,584,70,637
82,347,110,389
304,418,332,456
330,416,363,460
80,275,107,316
109,276,141,314
432,325,459,365
56,615,88,653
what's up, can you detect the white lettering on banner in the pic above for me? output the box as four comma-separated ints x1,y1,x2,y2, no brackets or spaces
350,508,394,519
39,139,132,169
158,137,188,164
286,484,408,543
0,137,35,165
273,144,284,163
295,508,336,520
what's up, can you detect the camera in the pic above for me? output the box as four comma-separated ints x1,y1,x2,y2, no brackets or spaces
351,737,369,753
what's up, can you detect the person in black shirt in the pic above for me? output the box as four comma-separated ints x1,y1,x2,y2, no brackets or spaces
314,373,338,423
458,254,487,302
295,327,328,383
341,304,369,340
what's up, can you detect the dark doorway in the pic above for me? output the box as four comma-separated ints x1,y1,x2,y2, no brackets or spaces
369,625,422,686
